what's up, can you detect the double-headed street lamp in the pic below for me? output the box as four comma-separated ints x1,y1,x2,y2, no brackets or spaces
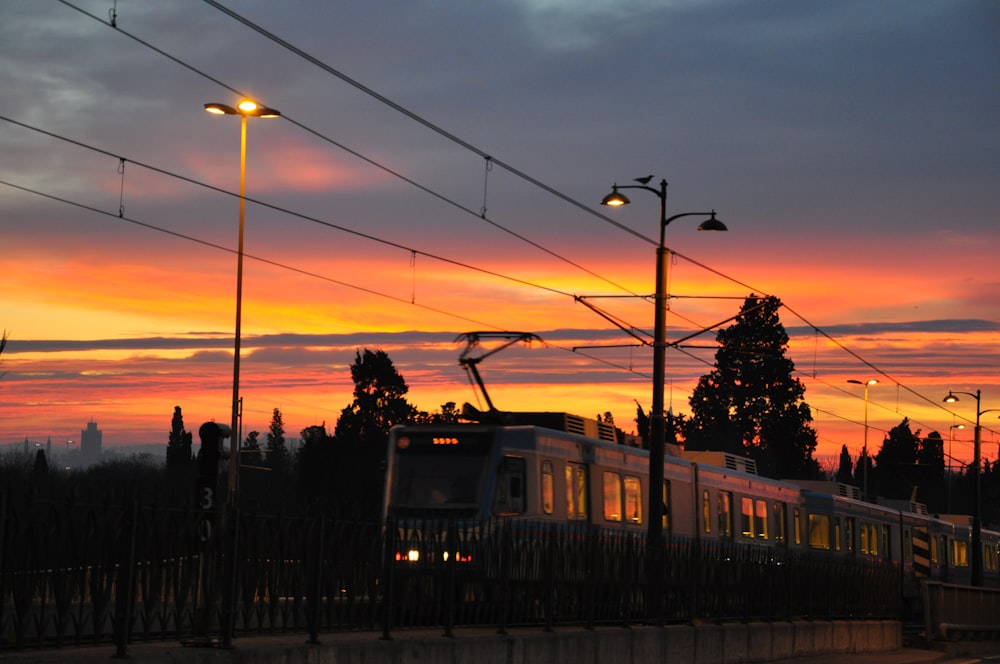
204,99,281,501
848,378,878,501
601,177,726,551
942,389,1000,587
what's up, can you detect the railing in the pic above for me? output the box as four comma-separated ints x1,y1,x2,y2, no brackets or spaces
922,580,1000,642
1,493,902,653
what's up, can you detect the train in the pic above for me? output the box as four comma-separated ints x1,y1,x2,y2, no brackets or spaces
382,410,1000,610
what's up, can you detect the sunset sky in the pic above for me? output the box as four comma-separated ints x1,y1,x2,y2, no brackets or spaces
2,1,998,469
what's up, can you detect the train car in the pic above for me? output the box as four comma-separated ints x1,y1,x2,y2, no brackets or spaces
683,451,802,550
383,412,811,556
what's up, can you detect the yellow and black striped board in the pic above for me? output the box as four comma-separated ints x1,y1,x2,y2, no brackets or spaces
913,527,931,577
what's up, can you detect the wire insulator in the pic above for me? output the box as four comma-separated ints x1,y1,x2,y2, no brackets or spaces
117,157,126,217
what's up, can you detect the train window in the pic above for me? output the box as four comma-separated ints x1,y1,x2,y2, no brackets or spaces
566,463,588,520
624,476,642,524
940,536,949,567
861,523,879,556
541,461,554,515
755,500,768,539
808,514,831,550
834,517,842,552
987,545,999,572
718,492,733,537
774,502,787,543
793,507,801,545
845,518,855,553
493,456,526,516
882,525,890,560
954,539,968,567
603,472,622,522
929,532,939,564
741,497,754,538
703,490,711,534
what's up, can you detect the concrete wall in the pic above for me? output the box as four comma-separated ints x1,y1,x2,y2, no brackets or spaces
3,620,902,664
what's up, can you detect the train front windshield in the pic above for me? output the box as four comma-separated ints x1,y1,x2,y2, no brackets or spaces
388,429,494,513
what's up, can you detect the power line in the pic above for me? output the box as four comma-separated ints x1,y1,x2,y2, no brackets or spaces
21,2,995,444
53,0,641,297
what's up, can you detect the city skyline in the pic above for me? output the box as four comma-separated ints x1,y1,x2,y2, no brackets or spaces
2,1,998,467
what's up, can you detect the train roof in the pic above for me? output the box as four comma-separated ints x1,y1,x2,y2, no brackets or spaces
681,450,758,475
786,480,862,500
458,407,654,451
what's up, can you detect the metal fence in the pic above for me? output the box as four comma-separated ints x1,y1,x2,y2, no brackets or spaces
0,494,901,652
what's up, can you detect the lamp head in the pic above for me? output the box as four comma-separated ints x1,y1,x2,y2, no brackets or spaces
601,185,630,207
848,378,878,387
204,102,237,115
697,211,728,232
204,100,281,118
943,391,958,404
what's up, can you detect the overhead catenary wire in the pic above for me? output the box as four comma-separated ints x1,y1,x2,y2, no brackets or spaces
53,0,641,298
21,2,994,445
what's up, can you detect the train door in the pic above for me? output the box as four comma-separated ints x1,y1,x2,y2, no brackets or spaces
566,461,589,522
493,455,526,516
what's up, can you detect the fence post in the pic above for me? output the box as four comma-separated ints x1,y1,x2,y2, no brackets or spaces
381,515,395,641
113,491,139,659
443,518,457,638
307,514,325,645
497,521,510,635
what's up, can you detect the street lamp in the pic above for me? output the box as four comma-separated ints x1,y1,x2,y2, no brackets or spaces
947,424,965,513
848,378,878,501
601,177,726,552
204,99,280,500
942,389,1000,586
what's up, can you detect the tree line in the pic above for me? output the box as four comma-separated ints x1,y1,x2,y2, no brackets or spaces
6,297,995,523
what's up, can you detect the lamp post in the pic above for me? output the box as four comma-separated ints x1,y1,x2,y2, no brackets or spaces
204,99,280,499
943,390,1000,587
205,99,279,649
601,177,726,552
848,379,877,501
947,423,965,513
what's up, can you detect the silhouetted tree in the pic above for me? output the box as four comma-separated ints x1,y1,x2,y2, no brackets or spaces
33,448,48,482
835,444,854,485
333,349,417,519
683,294,821,479
873,418,921,500
0,329,8,378
414,401,462,424
916,431,946,509
295,424,334,510
265,408,287,473
635,402,650,449
242,430,262,467
166,406,193,475
334,349,417,443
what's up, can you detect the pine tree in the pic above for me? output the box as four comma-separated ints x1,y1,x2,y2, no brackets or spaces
265,408,287,473
874,418,920,499
835,444,854,485
683,294,821,479
166,406,193,475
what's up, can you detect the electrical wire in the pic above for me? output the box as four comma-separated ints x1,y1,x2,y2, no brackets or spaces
20,2,996,445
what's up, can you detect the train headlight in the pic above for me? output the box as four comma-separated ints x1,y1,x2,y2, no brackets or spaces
394,549,420,563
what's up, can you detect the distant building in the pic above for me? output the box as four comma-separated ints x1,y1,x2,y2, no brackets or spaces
81,420,102,466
